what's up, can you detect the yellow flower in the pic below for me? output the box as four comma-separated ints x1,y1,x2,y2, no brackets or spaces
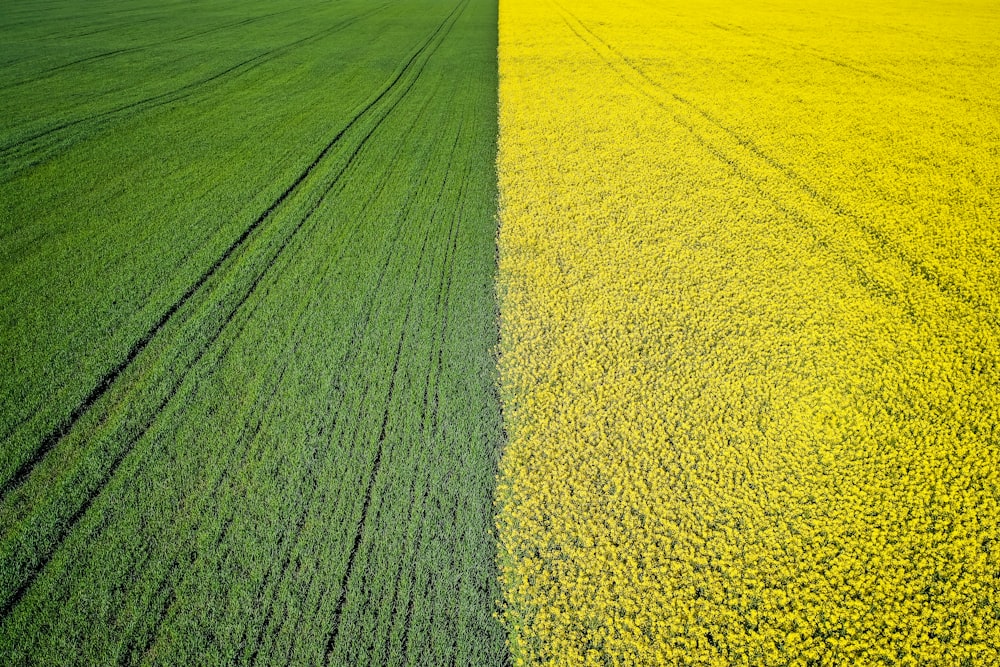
496,0,1000,664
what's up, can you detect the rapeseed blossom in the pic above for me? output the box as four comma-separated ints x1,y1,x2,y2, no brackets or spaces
496,0,1000,664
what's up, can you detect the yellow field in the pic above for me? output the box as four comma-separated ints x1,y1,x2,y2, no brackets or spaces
495,0,1000,664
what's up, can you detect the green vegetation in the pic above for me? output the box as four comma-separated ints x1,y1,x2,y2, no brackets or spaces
0,0,507,664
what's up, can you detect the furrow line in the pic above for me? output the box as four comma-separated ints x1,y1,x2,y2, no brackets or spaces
237,83,449,667
266,151,441,667
707,21,999,112
40,15,160,41
443,156,478,667
317,35,467,650
100,121,406,638
412,166,470,664
398,141,471,667
323,223,435,665
8,0,192,35
546,3,715,513
380,122,465,665
235,61,451,665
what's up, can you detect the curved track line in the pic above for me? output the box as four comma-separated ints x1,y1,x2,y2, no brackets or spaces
2,6,302,90
0,4,390,174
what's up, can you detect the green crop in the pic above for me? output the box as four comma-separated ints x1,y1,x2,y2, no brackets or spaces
0,0,507,664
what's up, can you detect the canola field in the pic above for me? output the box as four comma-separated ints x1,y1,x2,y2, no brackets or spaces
496,0,1000,664
3,0,999,663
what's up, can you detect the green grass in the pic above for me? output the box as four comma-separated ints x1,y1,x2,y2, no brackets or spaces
0,0,507,663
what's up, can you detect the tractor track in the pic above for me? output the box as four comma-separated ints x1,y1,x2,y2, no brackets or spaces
379,125,466,666
0,3,391,176
3,5,303,90
133,93,432,667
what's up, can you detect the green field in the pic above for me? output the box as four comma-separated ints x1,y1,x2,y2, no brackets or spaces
0,0,507,664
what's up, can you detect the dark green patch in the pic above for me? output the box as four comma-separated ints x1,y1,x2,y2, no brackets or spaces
0,0,506,663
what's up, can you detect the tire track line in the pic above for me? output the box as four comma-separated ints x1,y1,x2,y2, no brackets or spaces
41,16,160,41
237,85,449,667
272,78,461,667
140,18,455,660
6,0,192,36
0,3,377,460
0,3,391,174
550,0,740,518
707,21,999,112
138,95,428,662
126,182,377,664
265,147,438,664
444,163,477,667
357,116,464,665
322,224,434,666
321,11,469,659
266,114,448,664
397,156,471,667
380,121,465,667
4,5,303,89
